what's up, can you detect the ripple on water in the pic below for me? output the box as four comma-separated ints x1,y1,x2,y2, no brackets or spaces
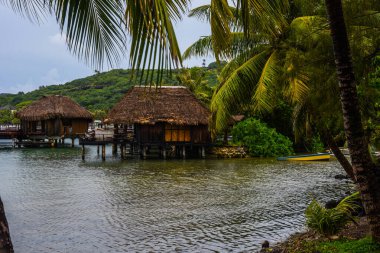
0,147,355,252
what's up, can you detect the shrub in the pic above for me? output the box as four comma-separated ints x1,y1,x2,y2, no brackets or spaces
305,192,361,237
231,118,294,157
310,135,325,153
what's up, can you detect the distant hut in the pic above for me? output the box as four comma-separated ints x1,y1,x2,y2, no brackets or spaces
107,86,211,158
16,95,93,141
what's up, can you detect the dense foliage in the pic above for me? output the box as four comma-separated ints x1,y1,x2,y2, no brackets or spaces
231,118,294,157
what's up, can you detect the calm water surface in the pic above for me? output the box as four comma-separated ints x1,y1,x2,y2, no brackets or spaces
0,145,353,252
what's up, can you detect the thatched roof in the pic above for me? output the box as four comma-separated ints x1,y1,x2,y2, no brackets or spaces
16,95,93,121
107,86,210,125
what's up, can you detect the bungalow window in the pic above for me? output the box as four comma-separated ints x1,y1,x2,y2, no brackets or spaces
165,124,191,142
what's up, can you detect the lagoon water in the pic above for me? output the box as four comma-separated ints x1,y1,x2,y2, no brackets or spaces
0,144,353,252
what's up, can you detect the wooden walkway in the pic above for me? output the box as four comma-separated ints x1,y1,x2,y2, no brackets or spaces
0,129,22,139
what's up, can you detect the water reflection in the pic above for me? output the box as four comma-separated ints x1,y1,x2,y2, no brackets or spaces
0,147,353,252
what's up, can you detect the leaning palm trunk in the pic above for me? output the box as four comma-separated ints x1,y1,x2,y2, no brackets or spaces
325,0,380,242
321,131,355,181
0,197,13,253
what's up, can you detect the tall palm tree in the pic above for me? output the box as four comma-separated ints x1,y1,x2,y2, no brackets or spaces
324,0,380,241
0,197,12,252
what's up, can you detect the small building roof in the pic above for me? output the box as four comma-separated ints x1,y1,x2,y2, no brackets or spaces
16,95,93,121
107,86,210,125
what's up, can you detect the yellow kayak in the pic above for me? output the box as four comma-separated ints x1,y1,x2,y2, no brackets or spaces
277,153,331,161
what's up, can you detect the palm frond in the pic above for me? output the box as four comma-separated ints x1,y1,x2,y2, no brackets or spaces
252,50,280,112
235,0,289,37
0,0,47,22
125,0,188,84
209,0,233,60
182,36,213,60
51,0,127,69
211,50,272,132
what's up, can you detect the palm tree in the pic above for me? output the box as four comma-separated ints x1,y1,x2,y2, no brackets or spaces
176,68,213,105
324,0,380,241
0,197,12,252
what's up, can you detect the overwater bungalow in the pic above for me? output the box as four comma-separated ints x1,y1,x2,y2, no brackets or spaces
16,95,93,146
107,86,211,158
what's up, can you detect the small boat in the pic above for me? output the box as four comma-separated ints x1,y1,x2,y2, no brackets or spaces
277,152,331,161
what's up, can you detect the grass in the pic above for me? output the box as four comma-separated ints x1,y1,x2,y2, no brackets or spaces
315,237,380,253
282,237,380,253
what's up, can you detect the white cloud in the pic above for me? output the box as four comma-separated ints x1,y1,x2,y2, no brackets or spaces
40,68,63,85
49,33,66,46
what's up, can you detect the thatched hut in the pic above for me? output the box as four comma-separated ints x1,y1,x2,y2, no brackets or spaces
16,95,93,139
107,86,211,157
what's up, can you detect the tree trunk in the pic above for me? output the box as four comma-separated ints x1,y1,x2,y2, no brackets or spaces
0,197,13,253
325,0,380,242
322,131,355,181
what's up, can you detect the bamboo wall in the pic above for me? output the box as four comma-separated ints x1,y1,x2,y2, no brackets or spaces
21,118,90,137
134,123,210,144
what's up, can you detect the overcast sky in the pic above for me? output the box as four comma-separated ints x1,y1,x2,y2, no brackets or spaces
0,1,213,94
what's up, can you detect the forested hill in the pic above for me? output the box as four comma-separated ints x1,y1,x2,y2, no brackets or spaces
0,67,219,111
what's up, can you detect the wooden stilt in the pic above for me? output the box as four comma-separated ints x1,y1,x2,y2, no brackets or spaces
201,146,206,158
54,139,58,147
81,144,85,160
142,145,147,159
162,146,167,159
102,144,106,161
182,145,186,159
61,138,65,145
112,143,117,155
130,144,134,154
97,145,100,155
71,138,75,147
120,144,125,159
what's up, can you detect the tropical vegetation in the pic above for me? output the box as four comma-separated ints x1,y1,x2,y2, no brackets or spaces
232,118,293,157
305,192,361,237
1,0,380,246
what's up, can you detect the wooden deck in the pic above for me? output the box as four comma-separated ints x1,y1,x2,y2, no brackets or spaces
0,129,22,139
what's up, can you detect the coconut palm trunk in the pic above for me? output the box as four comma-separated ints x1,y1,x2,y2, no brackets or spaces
0,197,13,253
321,130,355,181
325,0,380,241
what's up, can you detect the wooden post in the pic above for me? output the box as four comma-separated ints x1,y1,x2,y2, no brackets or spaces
130,144,134,154
162,146,167,159
142,145,147,159
81,144,85,160
54,139,58,147
71,138,75,148
0,197,13,253
182,145,186,159
120,144,125,159
97,145,100,155
102,144,106,161
201,146,206,158
112,143,117,155
61,138,65,145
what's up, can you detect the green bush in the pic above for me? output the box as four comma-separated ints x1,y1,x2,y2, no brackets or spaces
305,192,361,237
231,118,294,157
310,135,325,153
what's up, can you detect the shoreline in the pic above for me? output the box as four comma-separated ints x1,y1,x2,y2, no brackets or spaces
262,217,372,252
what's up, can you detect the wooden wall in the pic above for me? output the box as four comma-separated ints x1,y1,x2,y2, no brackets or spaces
134,123,210,144
21,118,90,137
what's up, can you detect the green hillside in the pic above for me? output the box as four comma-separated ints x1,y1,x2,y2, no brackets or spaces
0,67,219,111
